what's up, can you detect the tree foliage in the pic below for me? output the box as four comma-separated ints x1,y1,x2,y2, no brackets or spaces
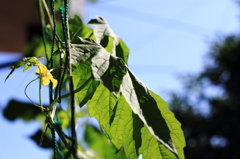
168,35,240,159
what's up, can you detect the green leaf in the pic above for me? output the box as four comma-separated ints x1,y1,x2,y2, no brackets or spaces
91,51,184,157
71,37,125,97
71,38,102,64
23,57,40,71
84,124,127,159
88,16,129,64
150,91,186,159
23,62,32,71
139,125,177,159
88,83,140,158
110,95,143,159
88,84,117,134
28,56,40,63
70,37,185,158
57,110,69,130
72,61,99,108
69,15,94,43
5,56,43,82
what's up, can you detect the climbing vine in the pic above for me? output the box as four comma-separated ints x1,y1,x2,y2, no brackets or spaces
4,0,185,158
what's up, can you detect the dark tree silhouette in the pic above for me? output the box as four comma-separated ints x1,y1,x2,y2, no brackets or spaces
169,35,240,159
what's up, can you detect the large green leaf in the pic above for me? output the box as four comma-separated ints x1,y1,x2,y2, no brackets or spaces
71,41,101,107
69,15,94,43
88,16,129,64
150,91,185,159
87,84,117,133
70,37,185,158
87,84,141,159
84,124,127,159
111,95,143,159
71,38,125,97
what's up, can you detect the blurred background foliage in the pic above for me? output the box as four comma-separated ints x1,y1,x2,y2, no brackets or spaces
168,35,240,159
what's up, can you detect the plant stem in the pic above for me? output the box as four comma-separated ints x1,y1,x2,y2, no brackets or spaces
61,1,78,157
49,77,92,111
50,1,57,159
38,0,49,61
58,7,67,104
39,79,42,107
24,77,45,109
41,0,54,28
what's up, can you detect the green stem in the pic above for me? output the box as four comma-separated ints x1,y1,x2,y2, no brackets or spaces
38,68,45,113
38,0,49,61
49,77,92,116
39,78,42,107
51,127,57,159
58,7,66,104
59,4,77,158
41,0,53,28
24,77,46,110
50,1,57,158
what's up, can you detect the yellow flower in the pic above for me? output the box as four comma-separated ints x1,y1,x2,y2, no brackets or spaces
35,62,58,89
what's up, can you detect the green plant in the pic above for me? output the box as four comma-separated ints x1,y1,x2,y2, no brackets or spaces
4,0,185,158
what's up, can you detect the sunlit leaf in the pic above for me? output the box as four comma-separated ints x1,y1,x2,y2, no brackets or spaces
71,37,125,97
110,95,143,159
88,16,129,64
69,15,94,43
84,124,127,159
72,61,99,108
5,56,43,82
139,125,178,159
150,91,186,159
70,37,185,158
23,62,32,71
91,48,184,157
88,84,117,134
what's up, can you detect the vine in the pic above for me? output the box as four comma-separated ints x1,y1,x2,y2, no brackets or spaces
4,0,185,158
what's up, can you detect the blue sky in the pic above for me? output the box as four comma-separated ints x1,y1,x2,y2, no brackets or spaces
0,0,239,158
